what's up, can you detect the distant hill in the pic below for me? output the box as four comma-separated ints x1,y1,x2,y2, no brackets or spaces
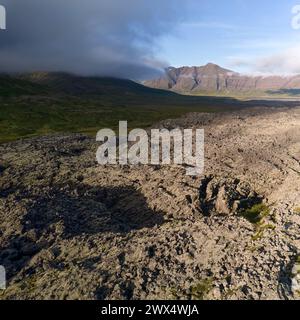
0,72,177,98
143,63,300,97
0,75,48,97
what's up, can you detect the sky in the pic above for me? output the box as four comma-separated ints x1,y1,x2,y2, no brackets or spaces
0,0,300,78
157,0,300,75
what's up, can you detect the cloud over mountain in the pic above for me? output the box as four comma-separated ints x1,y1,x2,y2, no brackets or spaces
0,0,184,79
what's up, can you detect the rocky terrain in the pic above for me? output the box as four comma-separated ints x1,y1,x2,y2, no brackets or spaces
1,106,300,300
144,63,300,96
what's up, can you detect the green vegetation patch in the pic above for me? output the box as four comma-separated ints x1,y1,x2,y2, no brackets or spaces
0,97,223,143
190,278,213,300
240,203,270,225
239,203,277,241
293,207,300,214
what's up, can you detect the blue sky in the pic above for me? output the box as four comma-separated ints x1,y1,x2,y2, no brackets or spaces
156,0,300,74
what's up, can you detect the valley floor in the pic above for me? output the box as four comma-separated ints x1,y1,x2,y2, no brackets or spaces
1,106,300,300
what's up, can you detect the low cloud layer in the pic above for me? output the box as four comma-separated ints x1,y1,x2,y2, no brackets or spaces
0,0,184,79
231,45,300,75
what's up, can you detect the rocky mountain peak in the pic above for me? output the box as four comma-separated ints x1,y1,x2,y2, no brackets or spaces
201,62,233,75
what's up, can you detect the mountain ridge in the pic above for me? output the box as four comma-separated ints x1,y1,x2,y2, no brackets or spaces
143,63,300,96
0,72,179,97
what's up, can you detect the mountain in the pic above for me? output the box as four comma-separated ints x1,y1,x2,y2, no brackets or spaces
0,72,177,97
0,74,48,97
143,63,300,96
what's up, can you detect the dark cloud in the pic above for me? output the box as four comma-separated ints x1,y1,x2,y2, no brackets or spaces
0,0,185,79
